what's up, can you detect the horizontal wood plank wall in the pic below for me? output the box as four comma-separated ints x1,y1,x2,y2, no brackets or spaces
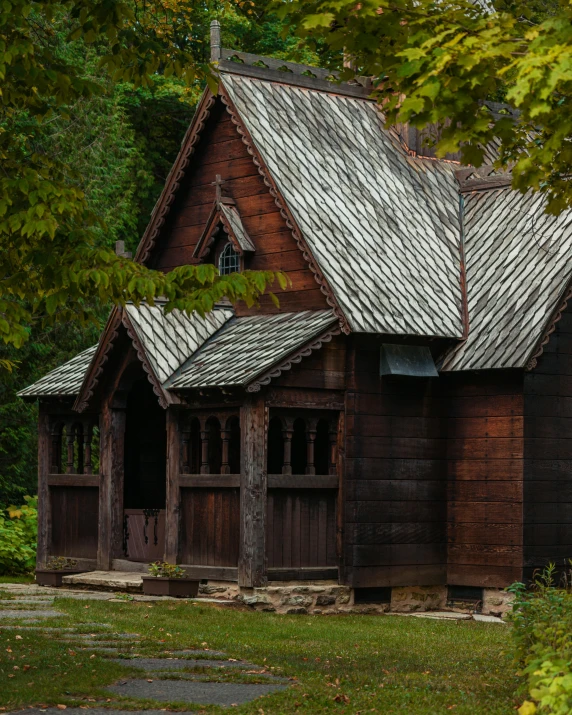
50,486,99,559
344,336,447,588
443,370,524,587
271,336,346,390
524,308,572,580
179,487,240,567
153,100,328,314
266,490,337,569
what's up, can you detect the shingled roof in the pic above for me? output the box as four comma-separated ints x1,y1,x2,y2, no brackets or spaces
18,346,98,399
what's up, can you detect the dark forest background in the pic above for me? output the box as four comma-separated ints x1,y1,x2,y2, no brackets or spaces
0,1,330,507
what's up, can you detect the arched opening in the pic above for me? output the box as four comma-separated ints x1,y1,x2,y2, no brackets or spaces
206,416,222,474
291,418,307,474
123,374,166,509
227,416,241,474
189,417,201,474
315,419,330,475
267,417,284,474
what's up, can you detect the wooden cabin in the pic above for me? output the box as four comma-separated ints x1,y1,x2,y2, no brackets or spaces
20,23,572,606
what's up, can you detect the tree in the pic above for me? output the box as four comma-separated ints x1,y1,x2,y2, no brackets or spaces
1,0,292,353
285,0,572,213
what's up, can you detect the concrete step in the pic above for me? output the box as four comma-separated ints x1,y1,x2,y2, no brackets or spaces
62,571,143,592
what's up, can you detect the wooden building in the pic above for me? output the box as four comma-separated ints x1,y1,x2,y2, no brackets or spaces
20,24,572,603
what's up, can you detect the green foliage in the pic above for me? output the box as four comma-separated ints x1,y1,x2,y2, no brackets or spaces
0,495,37,575
147,560,187,578
285,0,572,214
509,564,572,714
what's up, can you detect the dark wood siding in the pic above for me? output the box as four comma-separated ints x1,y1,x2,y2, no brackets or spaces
179,487,240,566
271,335,346,390
266,490,337,569
50,486,99,559
153,100,328,314
344,335,447,588
444,371,524,587
524,307,572,580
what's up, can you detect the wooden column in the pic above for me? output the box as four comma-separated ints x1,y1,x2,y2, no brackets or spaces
165,409,181,563
329,428,337,476
37,407,51,569
336,410,346,583
306,420,317,475
282,422,293,475
200,419,209,474
65,422,75,474
239,396,267,587
221,427,231,474
98,403,126,570
83,422,93,475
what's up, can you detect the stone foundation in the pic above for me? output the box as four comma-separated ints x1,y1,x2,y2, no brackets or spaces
197,581,514,617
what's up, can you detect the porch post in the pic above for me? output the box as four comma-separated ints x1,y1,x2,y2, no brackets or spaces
239,395,267,587
98,402,126,570
37,406,51,568
165,409,181,563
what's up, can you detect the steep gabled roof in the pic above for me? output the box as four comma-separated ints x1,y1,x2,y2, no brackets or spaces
440,189,572,371
167,310,338,392
193,199,255,260
220,73,464,339
18,346,98,400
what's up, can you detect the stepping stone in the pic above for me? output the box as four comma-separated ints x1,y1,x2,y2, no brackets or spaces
164,649,227,657
111,658,257,671
0,609,62,619
9,709,196,715
62,571,143,592
0,626,75,632
108,678,285,706
473,613,506,623
410,612,473,621
0,599,54,605
59,633,139,640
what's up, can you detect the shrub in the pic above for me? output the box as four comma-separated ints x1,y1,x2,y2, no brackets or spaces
0,496,37,575
147,561,187,578
509,565,572,715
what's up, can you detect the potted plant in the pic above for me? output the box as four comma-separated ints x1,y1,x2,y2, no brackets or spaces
142,561,199,597
35,557,85,587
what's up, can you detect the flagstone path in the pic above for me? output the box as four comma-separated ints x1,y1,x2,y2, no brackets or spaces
0,583,287,713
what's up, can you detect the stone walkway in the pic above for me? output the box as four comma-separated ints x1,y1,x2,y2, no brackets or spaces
0,583,287,712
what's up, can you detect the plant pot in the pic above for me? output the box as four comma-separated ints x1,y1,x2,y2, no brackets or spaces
142,576,199,598
35,570,85,587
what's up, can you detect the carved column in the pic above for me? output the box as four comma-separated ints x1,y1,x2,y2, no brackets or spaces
306,419,317,476
181,422,191,474
239,396,267,587
98,403,126,570
65,422,75,474
83,422,93,475
37,407,51,568
282,421,293,475
329,428,337,476
221,427,230,474
200,418,209,474
165,409,181,563
50,424,62,474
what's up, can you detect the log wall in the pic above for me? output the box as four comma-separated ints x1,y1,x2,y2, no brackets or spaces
153,100,328,314
524,308,572,581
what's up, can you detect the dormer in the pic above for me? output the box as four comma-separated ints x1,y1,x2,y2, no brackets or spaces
193,174,255,273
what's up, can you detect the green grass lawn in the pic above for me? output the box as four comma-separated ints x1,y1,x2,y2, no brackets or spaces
0,597,519,714
0,574,35,584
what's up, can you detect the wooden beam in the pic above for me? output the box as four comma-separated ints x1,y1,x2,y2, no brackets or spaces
239,395,268,587
267,475,338,489
165,410,181,563
47,474,100,488
336,410,346,584
268,567,339,581
179,565,238,581
37,407,51,568
98,406,126,570
179,474,241,488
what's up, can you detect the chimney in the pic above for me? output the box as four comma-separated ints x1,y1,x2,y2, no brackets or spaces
210,20,221,63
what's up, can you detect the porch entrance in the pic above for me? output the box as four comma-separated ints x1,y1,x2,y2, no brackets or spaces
123,377,166,562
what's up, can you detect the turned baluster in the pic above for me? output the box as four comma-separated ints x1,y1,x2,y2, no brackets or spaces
83,422,93,475
306,420,317,476
181,429,191,474
329,427,337,475
65,422,75,474
282,423,293,475
50,425,62,474
200,418,209,474
221,428,230,474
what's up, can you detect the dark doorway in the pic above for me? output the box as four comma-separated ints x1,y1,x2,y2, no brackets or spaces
124,376,167,509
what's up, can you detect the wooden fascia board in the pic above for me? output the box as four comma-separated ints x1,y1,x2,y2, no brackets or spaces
121,311,180,409
525,274,572,371
193,201,221,260
74,307,123,413
218,83,351,335
194,201,255,260
245,321,342,393
134,88,217,265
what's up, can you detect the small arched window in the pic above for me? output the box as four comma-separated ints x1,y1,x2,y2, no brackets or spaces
218,242,240,275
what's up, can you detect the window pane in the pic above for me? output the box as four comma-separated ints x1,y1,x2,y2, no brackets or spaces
218,243,240,275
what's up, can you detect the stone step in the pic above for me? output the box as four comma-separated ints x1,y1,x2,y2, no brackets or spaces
62,571,144,592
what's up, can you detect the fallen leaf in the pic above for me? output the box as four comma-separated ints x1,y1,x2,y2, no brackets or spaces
23,665,30,672
334,694,350,704
8,675,14,679
68,650,76,657
13,666,19,671
147,679,153,683
6,648,12,653
89,655,96,659
15,636,22,640
56,705,67,710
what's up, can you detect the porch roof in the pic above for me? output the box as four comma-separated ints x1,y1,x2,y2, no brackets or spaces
17,345,98,399
166,310,339,391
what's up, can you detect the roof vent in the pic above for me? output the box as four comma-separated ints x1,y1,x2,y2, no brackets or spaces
380,344,438,378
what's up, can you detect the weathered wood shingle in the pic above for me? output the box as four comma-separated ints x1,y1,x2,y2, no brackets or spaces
18,345,98,399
